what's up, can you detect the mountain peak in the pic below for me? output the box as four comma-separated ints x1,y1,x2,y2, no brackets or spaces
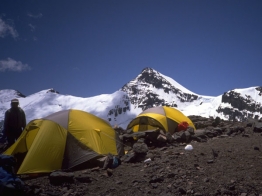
47,88,60,94
120,67,198,111
141,67,155,73
138,67,196,95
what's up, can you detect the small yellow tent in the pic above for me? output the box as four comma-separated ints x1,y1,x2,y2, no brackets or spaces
127,106,195,134
3,109,123,175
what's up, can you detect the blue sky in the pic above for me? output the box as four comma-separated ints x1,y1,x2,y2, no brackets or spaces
0,0,261,97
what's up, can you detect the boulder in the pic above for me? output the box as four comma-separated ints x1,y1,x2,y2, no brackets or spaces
133,139,148,154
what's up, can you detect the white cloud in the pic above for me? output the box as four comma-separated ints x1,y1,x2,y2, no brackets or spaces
28,23,36,32
27,13,43,18
0,18,18,38
0,58,31,72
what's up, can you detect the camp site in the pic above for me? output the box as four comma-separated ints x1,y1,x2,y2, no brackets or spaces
1,106,262,195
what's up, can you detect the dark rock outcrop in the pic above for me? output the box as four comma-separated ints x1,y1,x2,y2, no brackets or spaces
217,88,262,121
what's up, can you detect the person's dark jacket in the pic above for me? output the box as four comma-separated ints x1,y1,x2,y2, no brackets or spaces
3,107,26,137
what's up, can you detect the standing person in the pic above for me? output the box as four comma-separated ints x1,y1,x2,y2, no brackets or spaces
3,99,26,147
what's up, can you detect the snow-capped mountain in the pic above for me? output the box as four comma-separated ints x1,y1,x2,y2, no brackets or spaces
1,67,262,130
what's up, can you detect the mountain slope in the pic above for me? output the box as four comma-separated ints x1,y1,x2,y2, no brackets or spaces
217,87,262,121
0,89,132,128
0,68,261,130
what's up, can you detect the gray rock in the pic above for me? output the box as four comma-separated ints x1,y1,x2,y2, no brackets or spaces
75,173,93,183
157,134,167,143
207,160,214,164
49,171,74,185
133,141,148,154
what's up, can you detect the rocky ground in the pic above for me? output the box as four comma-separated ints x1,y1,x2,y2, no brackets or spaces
2,116,262,196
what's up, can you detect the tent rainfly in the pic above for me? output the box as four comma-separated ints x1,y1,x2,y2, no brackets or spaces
3,109,124,175
126,106,195,134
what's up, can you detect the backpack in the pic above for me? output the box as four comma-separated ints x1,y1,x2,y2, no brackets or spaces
0,155,25,195
177,121,189,132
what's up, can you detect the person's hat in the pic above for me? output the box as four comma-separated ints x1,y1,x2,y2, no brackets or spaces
11,99,19,103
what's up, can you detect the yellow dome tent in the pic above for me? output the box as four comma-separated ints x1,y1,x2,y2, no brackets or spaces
127,106,195,134
3,109,123,175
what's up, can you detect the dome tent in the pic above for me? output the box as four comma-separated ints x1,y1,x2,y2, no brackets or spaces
127,106,195,134
4,109,123,175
